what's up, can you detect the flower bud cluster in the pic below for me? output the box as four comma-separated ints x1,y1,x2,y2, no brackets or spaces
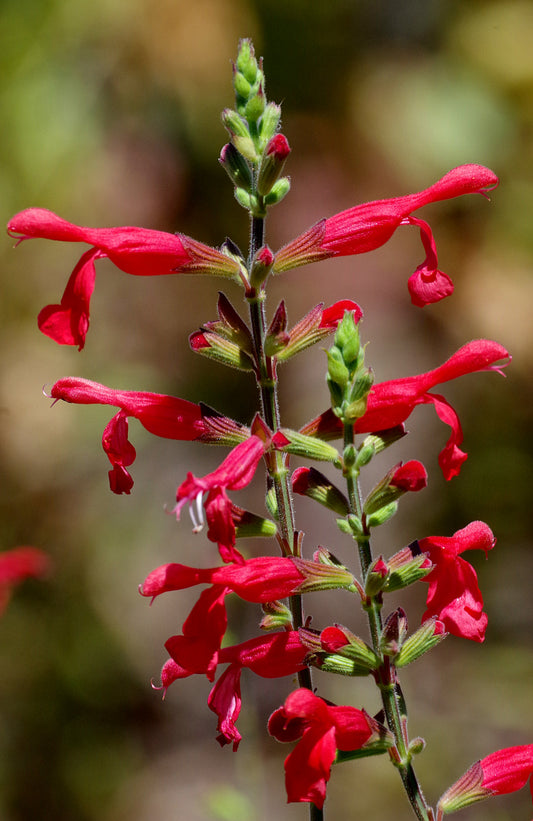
220,39,291,221
326,310,374,423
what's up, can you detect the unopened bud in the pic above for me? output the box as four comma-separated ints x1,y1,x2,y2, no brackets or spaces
292,467,349,516
219,143,253,190
364,556,389,597
259,102,282,142
365,501,398,529
189,329,254,371
364,461,427,517
257,134,291,196
250,245,275,289
380,608,408,657
263,176,290,205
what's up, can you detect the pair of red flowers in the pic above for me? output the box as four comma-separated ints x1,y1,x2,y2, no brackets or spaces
8,163,497,351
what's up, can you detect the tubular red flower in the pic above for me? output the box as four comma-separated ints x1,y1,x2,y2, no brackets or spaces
51,377,218,494
438,745,533,816
141,554,354,603
268,688,373,808
141,556,306,602
419,521,496,642
0,547,50,615
160,628,307,750
273,164,498,306
8,208,241,348
302,340,510,480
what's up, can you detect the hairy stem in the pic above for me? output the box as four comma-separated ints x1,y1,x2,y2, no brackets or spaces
343,423,432,821
247,212,320,820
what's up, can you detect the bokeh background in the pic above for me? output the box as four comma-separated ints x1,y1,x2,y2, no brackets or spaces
1,1,533,819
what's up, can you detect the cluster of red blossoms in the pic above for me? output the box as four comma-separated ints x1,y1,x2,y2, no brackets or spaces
9,38,532,817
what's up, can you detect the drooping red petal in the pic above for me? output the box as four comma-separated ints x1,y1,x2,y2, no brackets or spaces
404,216,454,306
38,248,99,350
102,411,136,495
164,585,228,681
207,663,243,750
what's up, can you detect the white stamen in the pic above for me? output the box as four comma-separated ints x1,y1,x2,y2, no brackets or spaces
189,491,205,533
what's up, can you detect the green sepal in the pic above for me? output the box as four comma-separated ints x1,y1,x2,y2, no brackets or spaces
260,600,293,631
356,426,407,468
365,501,398,529
385,545,433,592
265,486,278,520
273,429,341,464
311,653,374,677
437,762,488,815
395,617,447,667
190,329,255,371
292,466,349,516
335,738,395,764
234,511,278,540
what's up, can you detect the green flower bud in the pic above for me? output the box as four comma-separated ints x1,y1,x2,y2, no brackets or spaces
219,143,253,190
365,501,398,529
327,347,350,388
259,102,282,142
364,556,390,597
263,176,291,206
222,108,250,138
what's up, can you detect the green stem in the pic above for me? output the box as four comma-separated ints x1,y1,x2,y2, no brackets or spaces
247,212,320,820
343,423,432,821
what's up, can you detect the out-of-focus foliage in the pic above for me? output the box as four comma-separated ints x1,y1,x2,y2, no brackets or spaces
1,1,532,819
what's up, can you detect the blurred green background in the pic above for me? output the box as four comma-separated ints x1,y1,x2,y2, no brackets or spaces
1,1,533,819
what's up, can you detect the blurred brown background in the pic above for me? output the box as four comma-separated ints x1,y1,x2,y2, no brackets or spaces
1,1,533,819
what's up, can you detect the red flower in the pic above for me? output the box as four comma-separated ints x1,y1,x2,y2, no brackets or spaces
273,164,498,306
174,435,266,563
51,377,233,494
164,585,229,682
159,628,308,750
0,547,50,615
140,555,355,603
419,521,496,642
268,688,374,808
437,745,533,817
8,208,241,349
302,340,510,480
